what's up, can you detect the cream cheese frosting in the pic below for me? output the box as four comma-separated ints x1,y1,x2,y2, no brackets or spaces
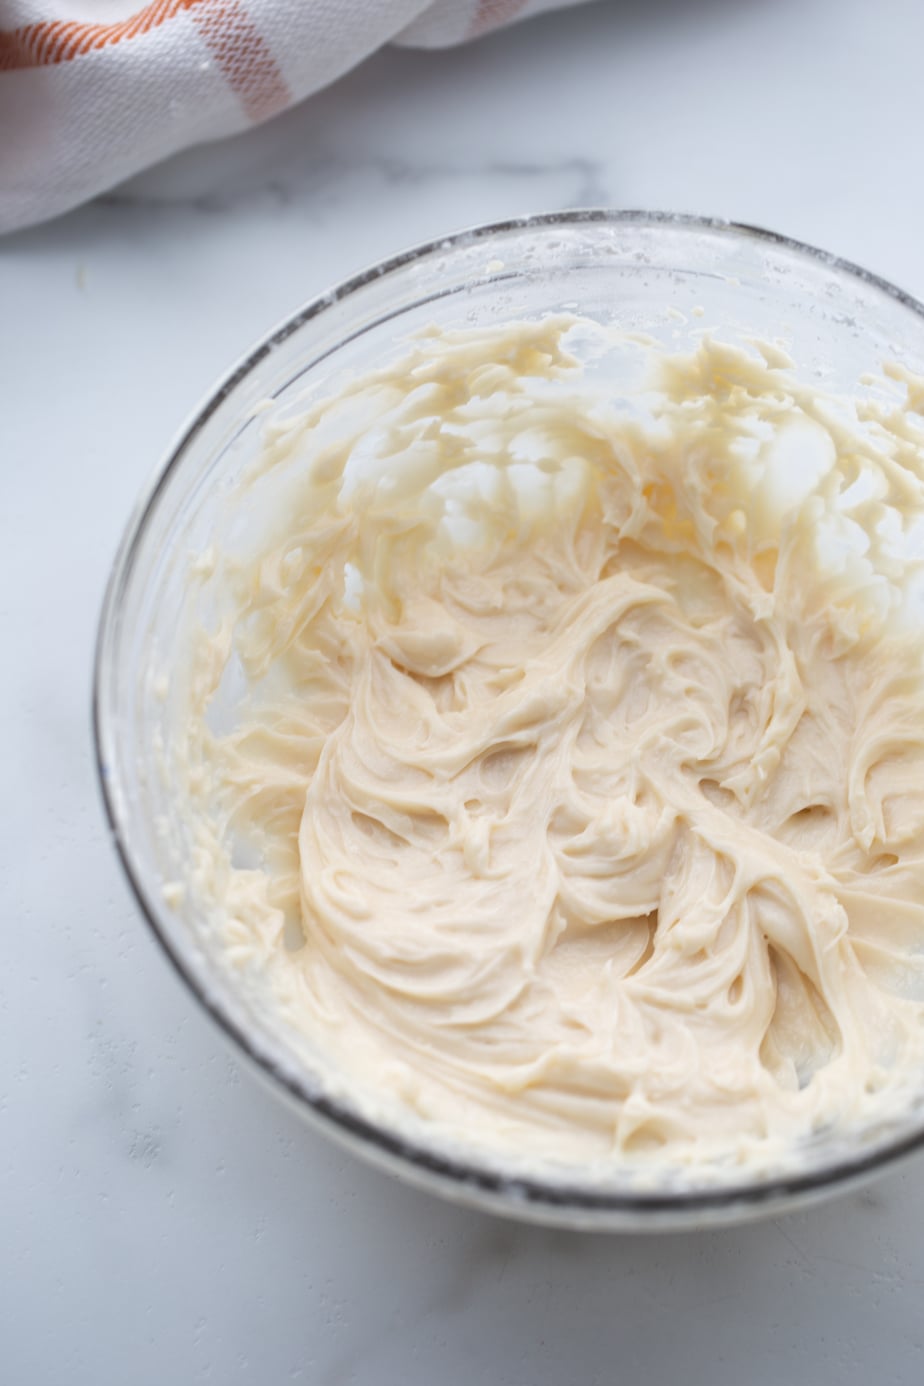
172,316,924,1180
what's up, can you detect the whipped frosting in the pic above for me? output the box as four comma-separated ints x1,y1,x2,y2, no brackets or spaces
172,316,924,1182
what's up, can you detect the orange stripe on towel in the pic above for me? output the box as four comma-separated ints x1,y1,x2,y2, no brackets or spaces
0,0,291,121
191,0,289,122
0,0,204,70
470,0,532,38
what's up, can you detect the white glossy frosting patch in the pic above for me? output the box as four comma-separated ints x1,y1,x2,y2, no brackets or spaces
174,317,924,1178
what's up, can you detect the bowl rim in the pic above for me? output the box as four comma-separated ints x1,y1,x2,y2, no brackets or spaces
93,209,924,1223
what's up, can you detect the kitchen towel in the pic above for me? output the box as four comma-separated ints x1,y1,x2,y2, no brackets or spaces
0,0,593,234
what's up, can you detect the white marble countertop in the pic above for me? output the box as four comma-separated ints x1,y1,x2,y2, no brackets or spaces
4,1,924,1381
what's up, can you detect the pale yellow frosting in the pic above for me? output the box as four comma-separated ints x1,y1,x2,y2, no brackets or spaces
173,316,924,1181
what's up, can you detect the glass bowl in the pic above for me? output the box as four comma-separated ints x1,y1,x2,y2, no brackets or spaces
94,212,924,1230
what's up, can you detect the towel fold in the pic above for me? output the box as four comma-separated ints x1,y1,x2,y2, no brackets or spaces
0,0,592,234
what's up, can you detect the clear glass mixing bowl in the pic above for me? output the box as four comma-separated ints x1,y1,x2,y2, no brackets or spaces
94,212,924,1230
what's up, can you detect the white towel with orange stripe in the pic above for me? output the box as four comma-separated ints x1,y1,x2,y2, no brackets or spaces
0,0,593,234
